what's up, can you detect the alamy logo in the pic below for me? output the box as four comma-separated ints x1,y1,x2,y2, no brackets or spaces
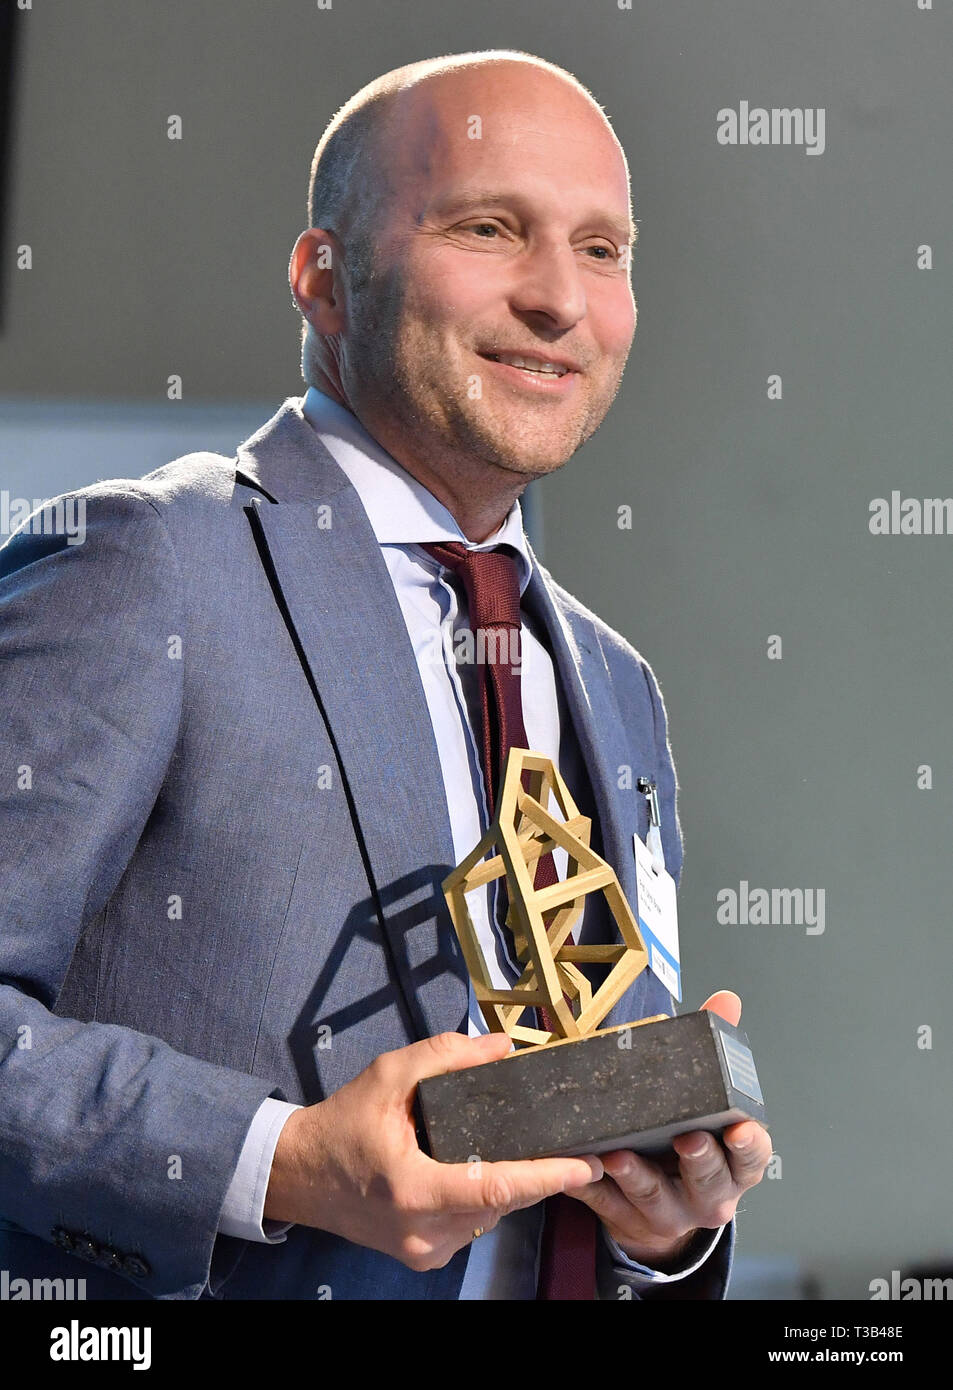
717,101,826,155
0,491,86,546
870,1270,953,1300
1,1269,86,1300
716,881,825,935
869,493,953,535
49,1320,151,1370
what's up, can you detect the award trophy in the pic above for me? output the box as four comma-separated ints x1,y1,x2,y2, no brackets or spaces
417,749,766,1164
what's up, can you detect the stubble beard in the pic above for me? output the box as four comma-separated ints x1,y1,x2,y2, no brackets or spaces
344,267,629,486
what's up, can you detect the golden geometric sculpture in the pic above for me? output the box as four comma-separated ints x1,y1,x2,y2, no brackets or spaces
442,748,653,1048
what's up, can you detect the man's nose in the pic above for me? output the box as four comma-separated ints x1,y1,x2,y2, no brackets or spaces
507,241,588,331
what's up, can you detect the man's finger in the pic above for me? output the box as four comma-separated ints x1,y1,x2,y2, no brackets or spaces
434,1153,604,1218
569,1158,690,1244
565,1174,640,1227
595,1150,686,1233
672,1131,738,1223
722,1121,772,1187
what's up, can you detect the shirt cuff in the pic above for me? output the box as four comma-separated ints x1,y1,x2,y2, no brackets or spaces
218,1098,305,1243
602,1223,725,1285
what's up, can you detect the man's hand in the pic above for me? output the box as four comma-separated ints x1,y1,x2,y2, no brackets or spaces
565,991,772,1269
263,1030,603,1272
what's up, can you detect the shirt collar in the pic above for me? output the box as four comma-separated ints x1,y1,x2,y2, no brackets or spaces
301,386,533,593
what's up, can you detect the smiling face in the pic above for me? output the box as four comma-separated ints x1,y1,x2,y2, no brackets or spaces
333,63,637,488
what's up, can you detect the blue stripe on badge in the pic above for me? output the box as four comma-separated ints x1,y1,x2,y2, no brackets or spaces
638,916,682,1001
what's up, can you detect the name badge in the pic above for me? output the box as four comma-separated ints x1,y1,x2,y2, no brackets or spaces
633,832,682,1001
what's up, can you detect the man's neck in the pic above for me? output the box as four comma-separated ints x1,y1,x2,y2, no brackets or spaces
386,457,520,543
307,379,523,543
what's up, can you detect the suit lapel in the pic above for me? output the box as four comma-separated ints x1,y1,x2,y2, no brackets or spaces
237,401,469,1042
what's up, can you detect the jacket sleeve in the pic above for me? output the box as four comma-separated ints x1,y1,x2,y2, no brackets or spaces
0,488,280,1298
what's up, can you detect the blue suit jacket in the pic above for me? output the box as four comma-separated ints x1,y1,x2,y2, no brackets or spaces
0,397,733,1299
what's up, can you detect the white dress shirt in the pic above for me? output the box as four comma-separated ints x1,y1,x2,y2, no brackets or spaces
217,387,721,1297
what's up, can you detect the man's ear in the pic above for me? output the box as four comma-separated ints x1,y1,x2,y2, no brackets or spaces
289,227,345,335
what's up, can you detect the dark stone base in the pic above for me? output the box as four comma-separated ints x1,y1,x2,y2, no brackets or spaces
416,1011,766,1163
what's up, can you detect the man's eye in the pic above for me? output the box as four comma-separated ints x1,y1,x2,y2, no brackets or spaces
468,223,500,238
584,245,613,260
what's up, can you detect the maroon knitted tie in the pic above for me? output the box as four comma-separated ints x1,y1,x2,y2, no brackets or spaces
422,540,598,1301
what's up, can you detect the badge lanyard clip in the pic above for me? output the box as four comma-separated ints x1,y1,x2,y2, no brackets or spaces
636,776,665,873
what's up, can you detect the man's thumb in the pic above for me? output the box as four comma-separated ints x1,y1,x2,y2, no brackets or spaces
699,990,742,1027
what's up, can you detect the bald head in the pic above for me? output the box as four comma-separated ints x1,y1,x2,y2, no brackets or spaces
304,51,632,299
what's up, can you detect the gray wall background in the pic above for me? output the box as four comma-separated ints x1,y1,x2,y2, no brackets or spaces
2,0,951,1299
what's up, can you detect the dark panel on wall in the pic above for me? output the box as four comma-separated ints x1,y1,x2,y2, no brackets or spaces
0,3,22,330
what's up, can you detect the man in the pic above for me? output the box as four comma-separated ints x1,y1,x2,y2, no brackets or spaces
0,50,770,1301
